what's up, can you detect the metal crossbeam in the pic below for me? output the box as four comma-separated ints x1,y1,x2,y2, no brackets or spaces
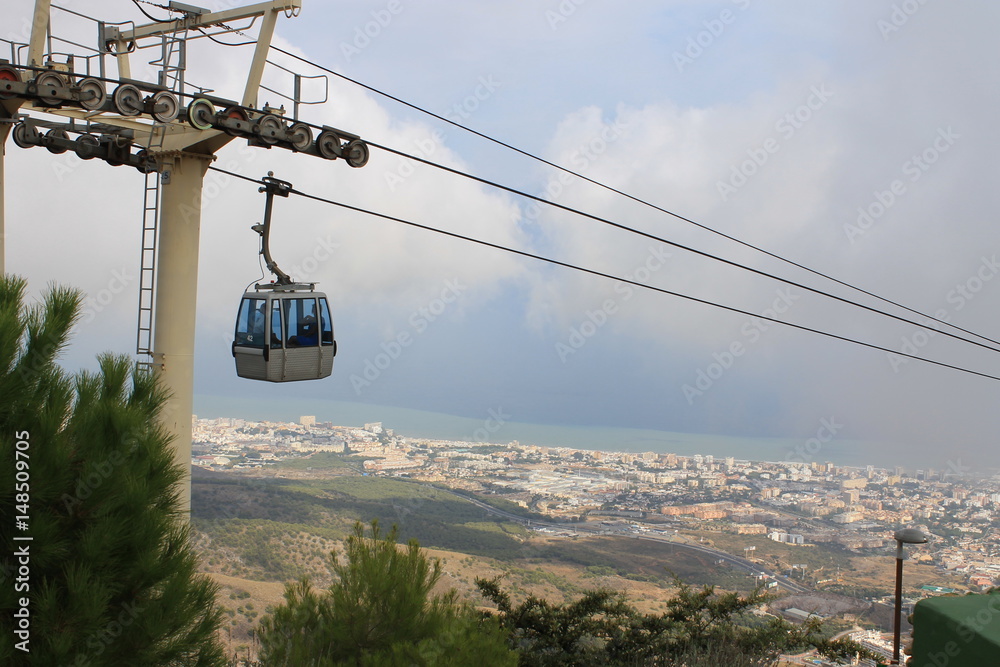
112,1,301,43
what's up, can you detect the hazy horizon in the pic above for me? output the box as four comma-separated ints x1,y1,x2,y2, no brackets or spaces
194,393,950,472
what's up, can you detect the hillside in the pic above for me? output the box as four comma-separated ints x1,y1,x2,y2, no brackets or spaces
190,464,965,660
191,466,762,656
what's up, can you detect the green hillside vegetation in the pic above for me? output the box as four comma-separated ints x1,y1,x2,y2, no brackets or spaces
256,521,517,666
194,474,541,564
251,520,874,667
694,531,854,575
193,471,776,593
273,451,366,471
539,536,752,591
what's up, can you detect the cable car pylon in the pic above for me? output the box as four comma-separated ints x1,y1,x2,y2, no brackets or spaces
3,0,368,517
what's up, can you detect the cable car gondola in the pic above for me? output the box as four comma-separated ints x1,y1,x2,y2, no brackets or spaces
232,174,337,382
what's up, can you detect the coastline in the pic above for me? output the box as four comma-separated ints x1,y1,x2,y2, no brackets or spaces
194,394,912,470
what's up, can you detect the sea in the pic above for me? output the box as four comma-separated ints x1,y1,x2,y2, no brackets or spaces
193,394,904,469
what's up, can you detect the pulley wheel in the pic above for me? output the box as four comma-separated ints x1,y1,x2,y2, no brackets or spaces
316,130,341,160
75,134,100,159
344,139,370,168
106,137,131,166
77,77,106,110
186,98,215,131
135,149,158,174
150,90,179,123
287,122,313,151
0,65,21,100
255,114,283,145
44,129,69,154
11,122,38,149
112,83,143,116
35,71,67,107
222,106,250,136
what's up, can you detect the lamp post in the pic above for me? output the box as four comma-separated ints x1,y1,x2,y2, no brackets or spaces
892,528,927,665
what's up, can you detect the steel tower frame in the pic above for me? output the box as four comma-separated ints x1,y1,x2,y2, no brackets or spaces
1,0,318,517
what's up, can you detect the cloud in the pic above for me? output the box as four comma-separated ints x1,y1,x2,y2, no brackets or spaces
7,0,1000,467
8,0,529,359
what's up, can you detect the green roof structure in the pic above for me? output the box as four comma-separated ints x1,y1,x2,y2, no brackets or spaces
911,593,1000,666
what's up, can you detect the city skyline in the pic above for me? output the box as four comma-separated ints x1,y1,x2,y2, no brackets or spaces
190,412,1000,599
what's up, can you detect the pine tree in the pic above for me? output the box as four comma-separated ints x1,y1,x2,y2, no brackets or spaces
257,520,517,666
0,275,226,666
476,576,876,666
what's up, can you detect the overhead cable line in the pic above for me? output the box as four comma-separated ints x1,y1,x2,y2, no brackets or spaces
363,139,1000,356
129,0,175,24
14,39,991,353
265,44,998,351
208,165,1000,384
195,28,257,48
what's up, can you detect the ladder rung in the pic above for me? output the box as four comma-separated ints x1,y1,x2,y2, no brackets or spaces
136,170,160,359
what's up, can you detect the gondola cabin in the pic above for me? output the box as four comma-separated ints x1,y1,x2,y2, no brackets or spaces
232,288,336,382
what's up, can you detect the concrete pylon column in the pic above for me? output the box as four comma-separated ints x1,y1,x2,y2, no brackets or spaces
152,153,212,517
0,127,7,275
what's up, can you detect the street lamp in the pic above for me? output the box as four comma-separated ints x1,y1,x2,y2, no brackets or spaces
892,528,927,665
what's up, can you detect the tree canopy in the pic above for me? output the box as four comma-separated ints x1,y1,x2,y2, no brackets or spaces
0,275,226,666
257,520,516,666
476,575,876,666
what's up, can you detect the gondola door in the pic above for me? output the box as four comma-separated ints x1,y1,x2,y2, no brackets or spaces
266,298,286,382
233,295,268,380
281,295,324,381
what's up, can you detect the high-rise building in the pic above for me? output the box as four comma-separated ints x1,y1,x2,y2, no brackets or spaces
300,415,316,427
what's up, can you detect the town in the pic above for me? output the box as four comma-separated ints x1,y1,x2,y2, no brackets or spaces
192,415,1000,597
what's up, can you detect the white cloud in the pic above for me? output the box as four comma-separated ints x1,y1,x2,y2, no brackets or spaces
7,0,1000,466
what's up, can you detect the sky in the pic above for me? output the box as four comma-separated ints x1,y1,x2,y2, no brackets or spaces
5,0,1000,470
